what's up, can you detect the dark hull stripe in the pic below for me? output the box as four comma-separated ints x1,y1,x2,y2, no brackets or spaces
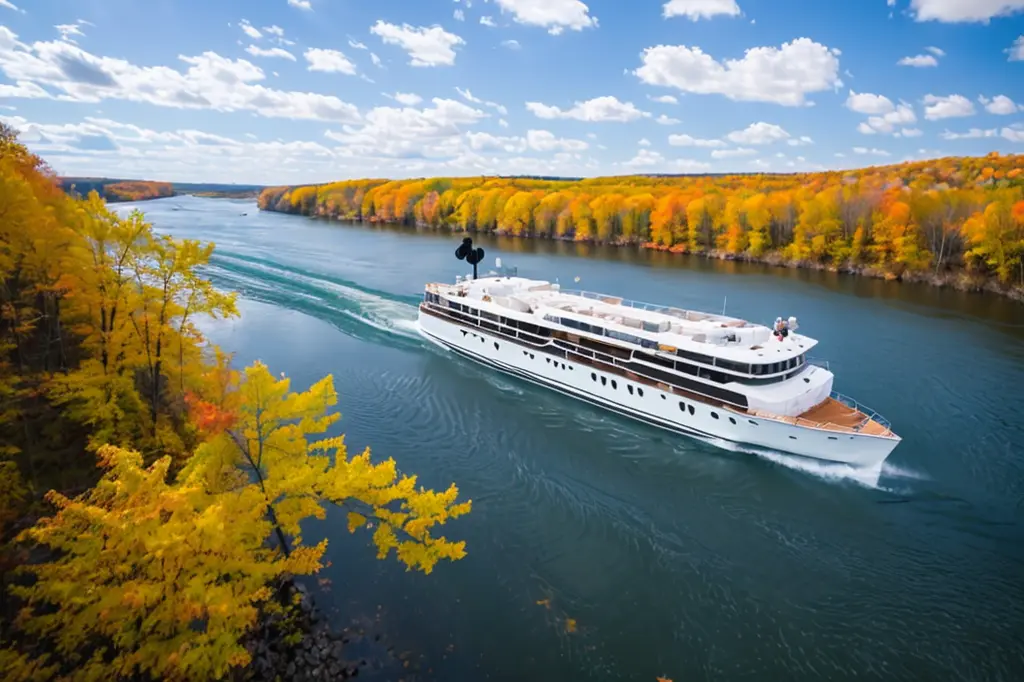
421,327,744,447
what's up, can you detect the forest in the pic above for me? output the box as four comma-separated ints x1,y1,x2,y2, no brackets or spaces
60,178,175,202
258,153,1024,297
0,123,470,681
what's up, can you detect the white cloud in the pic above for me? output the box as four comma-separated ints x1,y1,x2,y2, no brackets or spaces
648,94,678,104
480,16,496,27
0,28,361,123
923,94,975,120
391,92,422,106
898,54,938,67
925,46,945,56
663,0,741,20
264,25,286,38
455,87,507,115
501,39,521,50
857,103,916,134
348,39,368,50
526,95,648,122
845,90,894,114
787,136,813,146
634,38,842,106
910,0,1024,23
898,128,923,137
55,22,87,43
526,129,588,152
639,138,651,146
288,0,313,10
624,149,665,167
326,97,487,158
466,131,524,152
239,19,262,39
370,52,382,67
370,21,464,67
1007,36,1024,61
711,147,756,158
246,45,296,61
492,0,597,35
655,114,680,125
668,133,725,147
1,1,23,12
498,118,509,128
726,121,789,144
304,48,356,74
853,146,891,156
1002,125,1024,142
940,127,997,140
979,94,1019,114
453,9,465,21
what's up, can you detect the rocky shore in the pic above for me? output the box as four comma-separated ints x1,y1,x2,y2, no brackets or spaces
240,580,414,682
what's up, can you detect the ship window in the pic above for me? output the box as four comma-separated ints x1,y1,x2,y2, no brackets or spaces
561,363,566,370
637,352,675,370
601,377,607,386
688,405,695,416
611,380,618,390
530,354,535,359
678,350,714,365
679,402,686,412
546,358,550,363
728,417,736,425
827,436,838,440
638,388,644,397
788,435,797,440
627,385,634,395
748,419,757,426
591,373,597,381
493,342,499,350
660,394,666,400
803,378,810,383
482,311,499,322
711,412,719,420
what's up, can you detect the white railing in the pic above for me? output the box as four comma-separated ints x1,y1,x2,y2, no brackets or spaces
830,391,892,430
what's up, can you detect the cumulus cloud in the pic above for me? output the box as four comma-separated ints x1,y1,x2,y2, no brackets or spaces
1007,35,1024,61
898,54,938,67
726,121,790,144
501,39,521,50
711,147,756,158
910,0,1024,23
246,45,296,61
648,94,678,104
0,27,361,123
480,16,496,27
662,0,741,20
939,127,997,140
853,146,891,156
668,133,725,147
526,95,648,122
979,94,1019,114
845,90,894,115
634,38,842,106
239,19,262,40
655,114,680,125
923,93,975,120
287,0,313,11
389,92,422,106
491,0,597,35
304,48,356,74
856,103,917,134
370,21,464,67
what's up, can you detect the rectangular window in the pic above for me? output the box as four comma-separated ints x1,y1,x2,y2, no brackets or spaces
678,350,715,366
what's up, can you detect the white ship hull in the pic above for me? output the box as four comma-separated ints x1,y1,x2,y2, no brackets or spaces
419,311,899,468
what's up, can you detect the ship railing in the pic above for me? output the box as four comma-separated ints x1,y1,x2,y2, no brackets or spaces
560,289,705,319
829,391,892,431
807,356,831,371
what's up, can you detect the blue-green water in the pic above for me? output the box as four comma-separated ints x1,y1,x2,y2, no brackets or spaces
125,196,1024,682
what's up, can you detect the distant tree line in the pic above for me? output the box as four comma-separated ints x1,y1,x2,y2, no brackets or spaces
258,153,1024,291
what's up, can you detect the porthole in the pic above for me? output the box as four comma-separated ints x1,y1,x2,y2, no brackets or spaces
546,358,550,363
611,380,617,390
601,377,607,386
627,385,634,395
530,354,535,359
688,405,695,416
660,394,666,400
678,402,686,412
591,373,597,381
827,436,838,440
728,417,736,425
711,412,719,420
748,419,757,426
494,342,499,350
788,435,797,440
638,388,644,397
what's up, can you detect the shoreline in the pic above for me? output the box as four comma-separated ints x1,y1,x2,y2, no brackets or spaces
259,208,1024,304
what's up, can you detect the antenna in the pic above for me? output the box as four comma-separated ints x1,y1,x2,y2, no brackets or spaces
454,237,486,280
722,296,727,316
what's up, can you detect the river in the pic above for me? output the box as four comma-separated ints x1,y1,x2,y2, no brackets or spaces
121,195,1024,682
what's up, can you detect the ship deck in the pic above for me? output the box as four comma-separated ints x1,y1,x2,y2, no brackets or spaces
751,397,894,437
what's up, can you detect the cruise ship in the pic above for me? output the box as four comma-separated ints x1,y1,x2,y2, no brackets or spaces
418,242,901,467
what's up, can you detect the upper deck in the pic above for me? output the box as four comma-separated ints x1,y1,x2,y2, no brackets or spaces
426,275,817,368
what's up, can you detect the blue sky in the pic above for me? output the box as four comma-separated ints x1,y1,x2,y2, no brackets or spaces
1,0,1022,184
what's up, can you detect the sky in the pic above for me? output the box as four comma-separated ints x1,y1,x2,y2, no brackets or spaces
0,0,1022,184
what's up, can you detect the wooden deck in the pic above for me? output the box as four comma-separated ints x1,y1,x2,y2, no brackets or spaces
750,397,893,437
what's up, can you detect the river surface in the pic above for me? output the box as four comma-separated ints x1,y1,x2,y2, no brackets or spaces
121,196,1024,682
